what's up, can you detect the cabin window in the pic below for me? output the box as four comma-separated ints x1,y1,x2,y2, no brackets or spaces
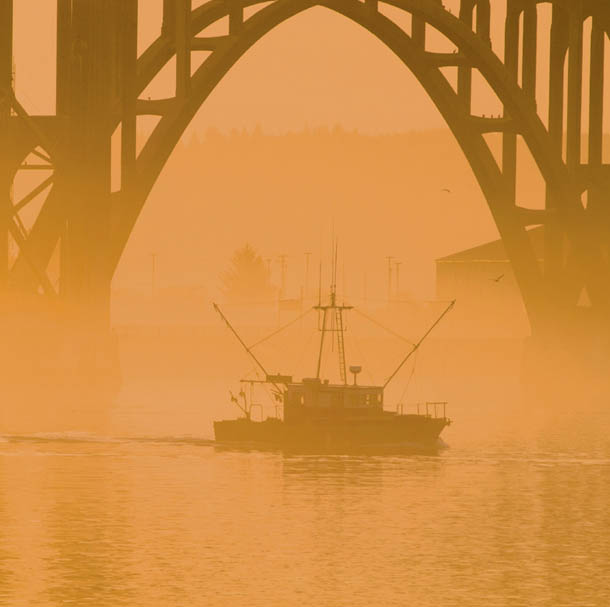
300,395,305,405
365,394,371,406
377,394,382,403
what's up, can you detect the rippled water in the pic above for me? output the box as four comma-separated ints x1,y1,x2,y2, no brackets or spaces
1,377,610,606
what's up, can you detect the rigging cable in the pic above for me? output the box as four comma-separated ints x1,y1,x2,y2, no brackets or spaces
292,326,320,378
353,308,415,346
248,307,313,349
398,349,419,405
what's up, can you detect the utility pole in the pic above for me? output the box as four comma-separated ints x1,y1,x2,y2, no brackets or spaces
385,256,394,304
304,251,311,300
395,261,402,298
277,254,287,300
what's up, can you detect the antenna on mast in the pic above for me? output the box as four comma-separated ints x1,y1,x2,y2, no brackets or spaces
317,260,322,307
330,237,338,304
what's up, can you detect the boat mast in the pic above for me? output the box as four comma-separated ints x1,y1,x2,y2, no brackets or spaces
315,240,351,384
316,306,328,379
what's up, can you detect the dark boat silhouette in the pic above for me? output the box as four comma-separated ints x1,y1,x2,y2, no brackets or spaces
213,253,454,450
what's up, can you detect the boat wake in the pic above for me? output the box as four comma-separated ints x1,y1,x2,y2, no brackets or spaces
213,437,449,456
1,432,121,444
0,433,216,447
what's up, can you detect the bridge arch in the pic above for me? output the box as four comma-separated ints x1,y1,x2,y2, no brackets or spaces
9,0,609,335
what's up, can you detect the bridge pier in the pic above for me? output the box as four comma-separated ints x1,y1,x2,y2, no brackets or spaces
0,296,120,431
523,334,610,402
523,298,610,399
0,1,122,403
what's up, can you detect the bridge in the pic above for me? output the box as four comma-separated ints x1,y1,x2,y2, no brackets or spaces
1,0,609,381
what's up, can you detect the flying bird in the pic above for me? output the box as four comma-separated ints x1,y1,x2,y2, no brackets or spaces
441,188,452,194
491,274,505,283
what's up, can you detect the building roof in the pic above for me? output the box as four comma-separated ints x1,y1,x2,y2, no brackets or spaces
436,225,544,262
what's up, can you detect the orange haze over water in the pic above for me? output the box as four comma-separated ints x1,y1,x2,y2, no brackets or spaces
3,4,610,607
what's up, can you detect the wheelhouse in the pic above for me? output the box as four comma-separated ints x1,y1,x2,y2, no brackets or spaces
284,378,383,422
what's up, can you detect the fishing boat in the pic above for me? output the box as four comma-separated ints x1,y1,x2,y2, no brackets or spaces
213,259,454,451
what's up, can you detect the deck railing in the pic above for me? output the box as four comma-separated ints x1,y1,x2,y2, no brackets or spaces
396,401,448,419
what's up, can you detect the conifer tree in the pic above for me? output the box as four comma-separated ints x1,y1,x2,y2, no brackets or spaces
221,244,275,302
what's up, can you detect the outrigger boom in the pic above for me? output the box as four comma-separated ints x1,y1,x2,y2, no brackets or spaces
382,299,456,389
212,303,285,394
213,296,455,393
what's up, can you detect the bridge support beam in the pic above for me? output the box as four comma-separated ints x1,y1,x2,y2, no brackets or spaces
588,15,605,220
120,0,138,194
457,1,474,111
0,0,13,293
545,3,568,297
229,0,244,34
503,1,520,206
566,2,585,308
162,0,175,37
55,0,118,330
567,3,583,176
176,0,192,98
522,2,537,102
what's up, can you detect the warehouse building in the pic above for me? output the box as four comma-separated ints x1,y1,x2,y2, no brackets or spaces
435,227,544,338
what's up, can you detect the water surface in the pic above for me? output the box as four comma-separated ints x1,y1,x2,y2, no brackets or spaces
1,375,609,606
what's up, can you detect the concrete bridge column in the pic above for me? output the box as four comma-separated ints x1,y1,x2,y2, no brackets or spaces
41,0,123,396
58,0,116,330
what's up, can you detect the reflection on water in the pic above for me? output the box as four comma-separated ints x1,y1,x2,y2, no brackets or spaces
1,381,610,606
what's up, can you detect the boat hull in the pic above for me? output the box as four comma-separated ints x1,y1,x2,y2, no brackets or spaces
214,414,449,449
